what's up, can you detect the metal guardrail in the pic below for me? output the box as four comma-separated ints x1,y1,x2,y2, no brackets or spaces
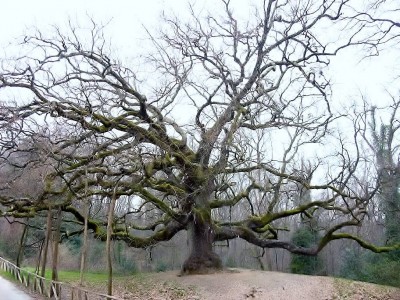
0,256,122,299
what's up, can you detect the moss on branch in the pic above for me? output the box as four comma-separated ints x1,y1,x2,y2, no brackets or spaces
325,233,400,253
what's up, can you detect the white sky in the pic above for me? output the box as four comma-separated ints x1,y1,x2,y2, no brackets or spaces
0,0,398,108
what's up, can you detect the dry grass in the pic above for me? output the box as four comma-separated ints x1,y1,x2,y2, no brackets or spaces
333,278,400,300
80,273,199,300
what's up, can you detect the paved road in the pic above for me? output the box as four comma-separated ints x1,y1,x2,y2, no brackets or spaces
0,276,31,299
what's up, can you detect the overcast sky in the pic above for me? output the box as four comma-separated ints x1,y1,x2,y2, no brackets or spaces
0,0,398,108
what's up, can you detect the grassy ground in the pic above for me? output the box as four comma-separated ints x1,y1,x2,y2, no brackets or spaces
0,269,16,281
23,267,111,282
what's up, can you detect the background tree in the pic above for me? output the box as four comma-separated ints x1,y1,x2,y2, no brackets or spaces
0,0,400,275
339,96,400,287
290,161,324,275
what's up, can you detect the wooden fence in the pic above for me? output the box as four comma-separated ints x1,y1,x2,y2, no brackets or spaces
0,256,122,299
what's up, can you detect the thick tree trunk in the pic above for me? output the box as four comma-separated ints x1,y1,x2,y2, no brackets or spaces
181,208,222,274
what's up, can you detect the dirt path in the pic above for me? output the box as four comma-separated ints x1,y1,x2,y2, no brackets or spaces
148,269,400,300
154,269,333,300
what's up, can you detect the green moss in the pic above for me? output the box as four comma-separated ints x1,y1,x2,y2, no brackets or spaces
149,179,185,196
184,152,196,162
328,233,400,253
249,215,264,227
193,207,211,224
145,161,155,176
254,224,271,233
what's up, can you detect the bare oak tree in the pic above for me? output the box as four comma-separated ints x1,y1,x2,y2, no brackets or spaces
1,0,399,274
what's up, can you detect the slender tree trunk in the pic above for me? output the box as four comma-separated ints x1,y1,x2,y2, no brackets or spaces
40,209,53,277
265,249,273,271
16,219,29,267
106,186,118,298
35,239,44,275
51,207,62,296
182,205,222,274
255,248,266,271
80,167,90,286
79,198,89,285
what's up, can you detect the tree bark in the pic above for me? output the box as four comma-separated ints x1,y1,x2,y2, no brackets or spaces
35,239,44,275
16,219,29,267
51,207,62,297
181,207,222,274
79,198,89,285
40,209,53,277
80,167,90,286
106,186,118,298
